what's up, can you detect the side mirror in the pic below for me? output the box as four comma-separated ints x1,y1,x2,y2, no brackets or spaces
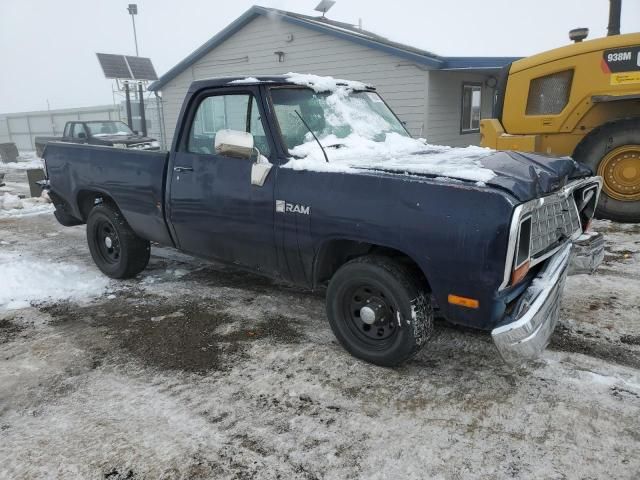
78,132,87,139
215,129,255,159
214,129,273,186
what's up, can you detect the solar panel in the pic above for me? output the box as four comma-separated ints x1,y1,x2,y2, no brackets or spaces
125,56,158,81
96,53,132,79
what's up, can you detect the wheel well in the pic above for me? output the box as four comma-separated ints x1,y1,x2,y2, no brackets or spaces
77,190,116,221
573,116,640,160
313,239,430,290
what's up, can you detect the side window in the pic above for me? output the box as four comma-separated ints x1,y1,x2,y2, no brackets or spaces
187,94,270,156
63,123,71,137
460,83,482,134
72,123,86,139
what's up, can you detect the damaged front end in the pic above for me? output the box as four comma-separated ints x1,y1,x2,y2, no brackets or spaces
492,177,604,364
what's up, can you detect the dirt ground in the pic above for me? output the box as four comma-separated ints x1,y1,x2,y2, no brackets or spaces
1,190,639,478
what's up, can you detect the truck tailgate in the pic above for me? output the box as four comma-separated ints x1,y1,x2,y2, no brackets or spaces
44,143,173,246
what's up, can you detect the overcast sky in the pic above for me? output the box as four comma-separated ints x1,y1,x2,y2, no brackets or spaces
1,0,638,113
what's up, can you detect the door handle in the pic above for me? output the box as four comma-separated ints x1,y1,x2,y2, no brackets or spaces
174,166,193,172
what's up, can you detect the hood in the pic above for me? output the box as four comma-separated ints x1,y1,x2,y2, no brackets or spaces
94,135,156,144
478,151,592,201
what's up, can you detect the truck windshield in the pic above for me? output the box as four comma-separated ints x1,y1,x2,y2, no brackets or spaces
86,121,134,137
269,87,409,153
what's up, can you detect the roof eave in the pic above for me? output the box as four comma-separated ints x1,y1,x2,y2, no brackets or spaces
149,6,268,91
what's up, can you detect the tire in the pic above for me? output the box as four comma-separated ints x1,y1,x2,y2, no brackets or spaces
573,118,640,223
326,255,433,367
86,203,150,279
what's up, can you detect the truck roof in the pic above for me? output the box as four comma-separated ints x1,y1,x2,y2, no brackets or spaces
510,32,640,74
188,74,376,93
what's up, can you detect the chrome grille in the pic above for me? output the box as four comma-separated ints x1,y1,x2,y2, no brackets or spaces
529,195,580,257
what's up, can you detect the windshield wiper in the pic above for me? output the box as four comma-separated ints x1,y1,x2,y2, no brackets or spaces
294,110,329,163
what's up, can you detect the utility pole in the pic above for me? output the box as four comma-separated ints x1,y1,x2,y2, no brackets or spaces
127,4,139,56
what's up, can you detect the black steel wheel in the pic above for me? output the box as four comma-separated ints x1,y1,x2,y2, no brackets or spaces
326,255,433,366
86,203,150,279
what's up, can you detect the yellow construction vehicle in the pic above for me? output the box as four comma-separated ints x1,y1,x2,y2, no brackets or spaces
481,0,640,222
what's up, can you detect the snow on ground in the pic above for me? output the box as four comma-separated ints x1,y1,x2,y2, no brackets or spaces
0,179,639,478
0,151,44,171
0,251,110,310
0,192,53,218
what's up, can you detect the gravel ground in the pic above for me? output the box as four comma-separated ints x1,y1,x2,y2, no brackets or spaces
0,171,639,479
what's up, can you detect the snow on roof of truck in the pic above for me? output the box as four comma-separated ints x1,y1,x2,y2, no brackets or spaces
189,74,376,92
225,73,373,91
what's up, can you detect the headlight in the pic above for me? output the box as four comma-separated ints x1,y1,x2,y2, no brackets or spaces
150,140,159,148
512,216,532,285
113,143,127,148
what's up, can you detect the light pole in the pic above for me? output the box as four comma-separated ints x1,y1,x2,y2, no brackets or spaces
127,4,139,56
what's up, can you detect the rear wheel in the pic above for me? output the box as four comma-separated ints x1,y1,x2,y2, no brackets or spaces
573,118,640,222
326,255,433,366
86,203,150,279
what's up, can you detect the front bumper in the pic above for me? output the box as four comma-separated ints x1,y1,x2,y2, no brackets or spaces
491,232,604,365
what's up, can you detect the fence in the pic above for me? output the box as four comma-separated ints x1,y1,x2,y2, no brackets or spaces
0,100,165,152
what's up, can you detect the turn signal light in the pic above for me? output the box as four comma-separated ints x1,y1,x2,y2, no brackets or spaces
511,260,530,285
448,294,479,309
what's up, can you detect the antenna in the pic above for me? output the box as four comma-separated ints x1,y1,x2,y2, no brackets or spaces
314,0,336,17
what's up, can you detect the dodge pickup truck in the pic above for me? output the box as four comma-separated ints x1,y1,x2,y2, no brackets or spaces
43,74,605,366
35,120,159,157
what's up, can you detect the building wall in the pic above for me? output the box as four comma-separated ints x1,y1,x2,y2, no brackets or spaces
158,15,430,148
426,70,496,147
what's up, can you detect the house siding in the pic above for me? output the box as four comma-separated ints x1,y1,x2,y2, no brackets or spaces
158,15,430,147
426,71,495,147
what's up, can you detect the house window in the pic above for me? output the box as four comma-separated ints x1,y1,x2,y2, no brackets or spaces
460,83,482,134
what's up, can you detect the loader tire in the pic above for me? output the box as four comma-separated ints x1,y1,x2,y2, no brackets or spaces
573,118,640,223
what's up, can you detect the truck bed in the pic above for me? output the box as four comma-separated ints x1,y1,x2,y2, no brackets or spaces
44,143,173,246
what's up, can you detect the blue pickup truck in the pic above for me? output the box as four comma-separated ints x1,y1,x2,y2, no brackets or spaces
43,74,604,366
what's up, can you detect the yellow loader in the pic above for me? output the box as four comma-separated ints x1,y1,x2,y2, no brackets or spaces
481,0,640,222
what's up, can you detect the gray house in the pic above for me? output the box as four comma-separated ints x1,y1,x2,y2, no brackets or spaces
149,6,518,148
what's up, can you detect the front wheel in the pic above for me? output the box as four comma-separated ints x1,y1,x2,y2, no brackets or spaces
86,203,150,279
326,255,433,366
574,118,640,222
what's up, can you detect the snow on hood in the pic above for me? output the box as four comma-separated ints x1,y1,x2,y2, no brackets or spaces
285,72,369,93
283,133,496,183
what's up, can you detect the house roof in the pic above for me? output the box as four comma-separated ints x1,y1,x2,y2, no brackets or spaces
148,5,519,91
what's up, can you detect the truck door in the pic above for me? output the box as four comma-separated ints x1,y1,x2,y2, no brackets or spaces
167,88,278,275
70,123,88,143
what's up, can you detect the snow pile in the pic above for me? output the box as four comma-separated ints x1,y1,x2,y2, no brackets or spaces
0,252,110,310
285,72,369,92
0,151,44,170
280,73,495,183
0,192,53,217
